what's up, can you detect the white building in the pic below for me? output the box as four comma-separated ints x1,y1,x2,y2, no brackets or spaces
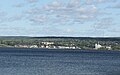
95,43,102,49
42,42,54,45
30,45,38,48
106,46,112,50
95,43,112,50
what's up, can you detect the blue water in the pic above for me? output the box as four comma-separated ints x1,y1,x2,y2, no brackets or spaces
0,48,120,75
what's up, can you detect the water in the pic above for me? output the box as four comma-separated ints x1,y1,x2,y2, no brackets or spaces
0,48,120,75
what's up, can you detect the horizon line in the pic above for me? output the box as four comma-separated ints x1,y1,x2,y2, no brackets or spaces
0,36,119,38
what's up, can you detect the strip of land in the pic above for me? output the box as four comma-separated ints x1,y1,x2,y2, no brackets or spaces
0,36,120,50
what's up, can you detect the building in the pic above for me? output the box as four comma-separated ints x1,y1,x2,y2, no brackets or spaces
95,43,102,49
30,45,38,48
95,43,112,50
105,46,112,50
42,42,54,45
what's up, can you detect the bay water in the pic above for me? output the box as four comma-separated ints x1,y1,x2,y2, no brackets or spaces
0,48,120,75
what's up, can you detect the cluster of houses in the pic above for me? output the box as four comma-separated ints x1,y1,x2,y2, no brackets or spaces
15,45,38,48
95,43,112,50
14,42,81,49
14,41,112,50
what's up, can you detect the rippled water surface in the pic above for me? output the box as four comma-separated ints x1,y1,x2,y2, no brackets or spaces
0,48,120,75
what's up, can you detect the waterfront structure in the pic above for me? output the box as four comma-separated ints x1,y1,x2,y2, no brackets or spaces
105,46,112,50
95,43,112,50
95,43,102,49
42,42,54,45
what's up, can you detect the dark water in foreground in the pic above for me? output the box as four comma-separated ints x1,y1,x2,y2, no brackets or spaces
0,48,120,75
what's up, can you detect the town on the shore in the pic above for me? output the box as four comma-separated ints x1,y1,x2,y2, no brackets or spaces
14,42,112,50
0,37,120,50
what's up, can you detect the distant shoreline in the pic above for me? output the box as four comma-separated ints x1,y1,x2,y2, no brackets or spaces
0,37,119,50
0,47,120,52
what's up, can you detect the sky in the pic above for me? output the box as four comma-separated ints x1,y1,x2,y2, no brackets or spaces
0,0,120,37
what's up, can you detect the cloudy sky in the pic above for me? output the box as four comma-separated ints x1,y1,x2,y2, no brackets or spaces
0,0,120,37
